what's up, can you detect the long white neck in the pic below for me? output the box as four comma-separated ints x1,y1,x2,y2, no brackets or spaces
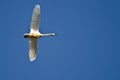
41,33,56,37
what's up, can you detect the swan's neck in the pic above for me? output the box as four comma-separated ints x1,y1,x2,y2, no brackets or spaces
41,33,56,37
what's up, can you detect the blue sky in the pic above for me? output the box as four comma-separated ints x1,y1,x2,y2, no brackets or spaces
0,0,120,80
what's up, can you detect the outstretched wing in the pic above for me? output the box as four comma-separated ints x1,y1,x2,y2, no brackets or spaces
30,4,40,33
29,38,38,62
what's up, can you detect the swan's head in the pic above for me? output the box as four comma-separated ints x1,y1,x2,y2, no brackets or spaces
41,33,57,37
50,33,56,36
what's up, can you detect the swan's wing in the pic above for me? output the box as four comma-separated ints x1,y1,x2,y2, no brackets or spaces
30,4,40,33
29,38,38,62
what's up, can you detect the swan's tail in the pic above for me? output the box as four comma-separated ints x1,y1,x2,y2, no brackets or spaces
24,33,29,38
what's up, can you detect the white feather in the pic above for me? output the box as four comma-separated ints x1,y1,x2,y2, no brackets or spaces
29,38,38,62
30,4,40,33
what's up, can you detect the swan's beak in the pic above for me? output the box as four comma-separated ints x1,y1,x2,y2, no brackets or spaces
52,33,57,36
54,33,57,36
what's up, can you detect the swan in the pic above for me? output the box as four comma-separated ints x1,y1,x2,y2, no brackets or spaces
24,4,56,62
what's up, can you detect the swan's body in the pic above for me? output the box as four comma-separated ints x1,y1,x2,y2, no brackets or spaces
24,4,56,62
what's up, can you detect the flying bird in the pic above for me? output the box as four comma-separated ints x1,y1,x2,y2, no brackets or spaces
24,4,56,62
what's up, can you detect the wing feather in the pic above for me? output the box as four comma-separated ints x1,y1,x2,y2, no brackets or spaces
29,38,38,62
30,5,40,33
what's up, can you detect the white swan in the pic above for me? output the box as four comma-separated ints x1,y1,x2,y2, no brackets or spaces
24,4,56,62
